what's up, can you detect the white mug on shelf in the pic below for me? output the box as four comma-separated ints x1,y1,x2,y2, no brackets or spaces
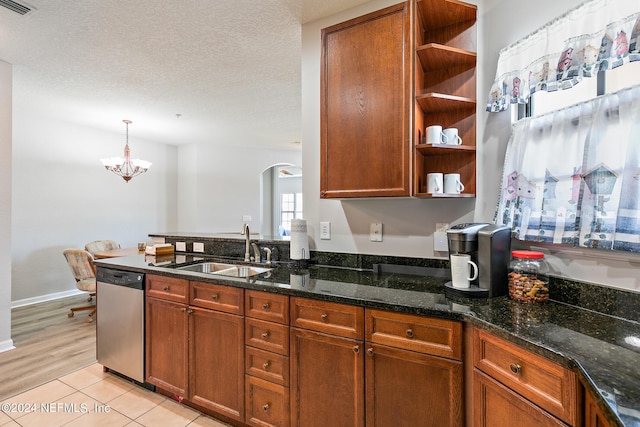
444,173,465,194
443,128,462,145
427,173,444,194
425,125,448,145
450,254,478,289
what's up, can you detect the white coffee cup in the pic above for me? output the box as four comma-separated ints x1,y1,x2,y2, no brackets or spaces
425,125,448,145
444,173,465,194
443,128,462,145
450,254,478,289
427,173,443,194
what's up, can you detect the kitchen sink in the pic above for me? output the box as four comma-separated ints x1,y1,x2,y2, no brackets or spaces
176,262,272,277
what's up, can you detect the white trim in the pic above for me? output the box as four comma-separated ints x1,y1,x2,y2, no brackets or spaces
0,339,15,353
11,289,84,309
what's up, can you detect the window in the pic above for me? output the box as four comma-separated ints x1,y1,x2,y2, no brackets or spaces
280,192,302,234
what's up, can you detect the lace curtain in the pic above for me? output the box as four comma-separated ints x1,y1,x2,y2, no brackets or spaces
495,84,640,252
486,0,640,112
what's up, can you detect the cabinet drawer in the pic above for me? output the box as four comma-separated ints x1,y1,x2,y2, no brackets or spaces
366,309,462,360
473,328,578,425
245,347,289,387
190,281,243,314
290,297,364,339
245,376,290,427
245,291,289,324
246,318,289,356
146,275,188,303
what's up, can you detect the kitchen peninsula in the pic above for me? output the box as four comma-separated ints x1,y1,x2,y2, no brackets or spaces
94,234,640,427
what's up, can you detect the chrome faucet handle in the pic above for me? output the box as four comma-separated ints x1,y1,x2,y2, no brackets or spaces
251,243,260,262
264,247,272,265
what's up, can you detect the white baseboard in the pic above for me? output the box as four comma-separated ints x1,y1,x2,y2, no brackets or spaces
0,338,15,354
11,289,84,309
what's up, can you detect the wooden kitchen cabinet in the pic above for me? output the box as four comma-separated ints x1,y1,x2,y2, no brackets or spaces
145,275,245,423
413,0,477,197
245,290,290,427
145,295,188,396
474,370,569,427
320,2,411,198
365,309,463,427
290,297,365,427
472,328,579,426
189,306,244,421
290,327,365,427
585,387,613,427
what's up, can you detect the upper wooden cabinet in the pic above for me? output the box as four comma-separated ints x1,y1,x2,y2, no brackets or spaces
320,2,412,198
413,0,477,197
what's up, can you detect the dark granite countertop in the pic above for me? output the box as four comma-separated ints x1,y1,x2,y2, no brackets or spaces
95,253,640,427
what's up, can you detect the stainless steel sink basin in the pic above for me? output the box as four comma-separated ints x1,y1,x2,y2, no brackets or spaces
176,262,272,277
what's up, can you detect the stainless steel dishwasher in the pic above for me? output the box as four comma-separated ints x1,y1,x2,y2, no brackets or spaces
96,267,146,383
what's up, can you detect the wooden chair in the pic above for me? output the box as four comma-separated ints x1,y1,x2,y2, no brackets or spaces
63,249,97,323
84,240,121,257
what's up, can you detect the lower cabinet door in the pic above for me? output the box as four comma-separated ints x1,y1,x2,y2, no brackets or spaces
290,328,365,427
245,375,290,427
365,343,463,427
473,370,569,427
189,307,244,422
145,297,188,397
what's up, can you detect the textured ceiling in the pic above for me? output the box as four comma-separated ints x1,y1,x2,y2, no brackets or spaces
0,0,369,148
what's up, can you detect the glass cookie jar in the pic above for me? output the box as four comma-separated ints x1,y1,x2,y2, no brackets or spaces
508,250,550,303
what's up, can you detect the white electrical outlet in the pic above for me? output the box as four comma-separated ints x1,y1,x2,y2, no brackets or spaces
433,231,448,252
193,242,205,253
320,222,331,239
176,242,186,251
370,223,383,242
242,215,252,222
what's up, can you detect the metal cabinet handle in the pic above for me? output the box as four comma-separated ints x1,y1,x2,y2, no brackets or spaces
321,313,328,322
261,331,270,339
211,293,218,300
181,307,187,313
367,347,374,357
510,363,522,374
353,345,360,354
406,328,414,339
263,361,270,370
187,309,193,315
163,286,169,292
263,403,270,411
262,302,270,310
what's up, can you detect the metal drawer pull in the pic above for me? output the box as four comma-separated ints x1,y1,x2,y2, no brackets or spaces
181,308,187,312
353,345,360,354
262,302,270,309
510,363,522,374
163,286,169,291
211,293,219,300
262,331,270,339
263,403,270,411
367,348,374,357
263,361,270,370
321,313,328,322
406,328,414,339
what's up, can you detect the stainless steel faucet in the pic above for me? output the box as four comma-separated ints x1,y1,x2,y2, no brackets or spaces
241,223,251,262
251,243,260,262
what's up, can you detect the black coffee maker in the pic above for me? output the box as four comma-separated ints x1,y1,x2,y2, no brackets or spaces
445,223,511,298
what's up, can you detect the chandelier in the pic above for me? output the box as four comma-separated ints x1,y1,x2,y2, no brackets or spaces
101,120,151,182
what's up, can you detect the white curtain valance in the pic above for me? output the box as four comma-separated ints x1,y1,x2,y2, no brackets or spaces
486,0,640,113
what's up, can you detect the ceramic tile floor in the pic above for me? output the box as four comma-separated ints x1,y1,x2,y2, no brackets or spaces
0,363,231,427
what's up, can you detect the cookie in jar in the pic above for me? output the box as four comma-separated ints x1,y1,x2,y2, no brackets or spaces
508,250,550,303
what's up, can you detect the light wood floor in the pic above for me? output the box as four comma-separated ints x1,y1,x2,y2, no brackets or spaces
0,294,97,400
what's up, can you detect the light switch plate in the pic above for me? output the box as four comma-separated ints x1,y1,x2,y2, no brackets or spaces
242,215,252,222
320,222,331,240
193,242,205,253
176,242,186,251
370,223,383,242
